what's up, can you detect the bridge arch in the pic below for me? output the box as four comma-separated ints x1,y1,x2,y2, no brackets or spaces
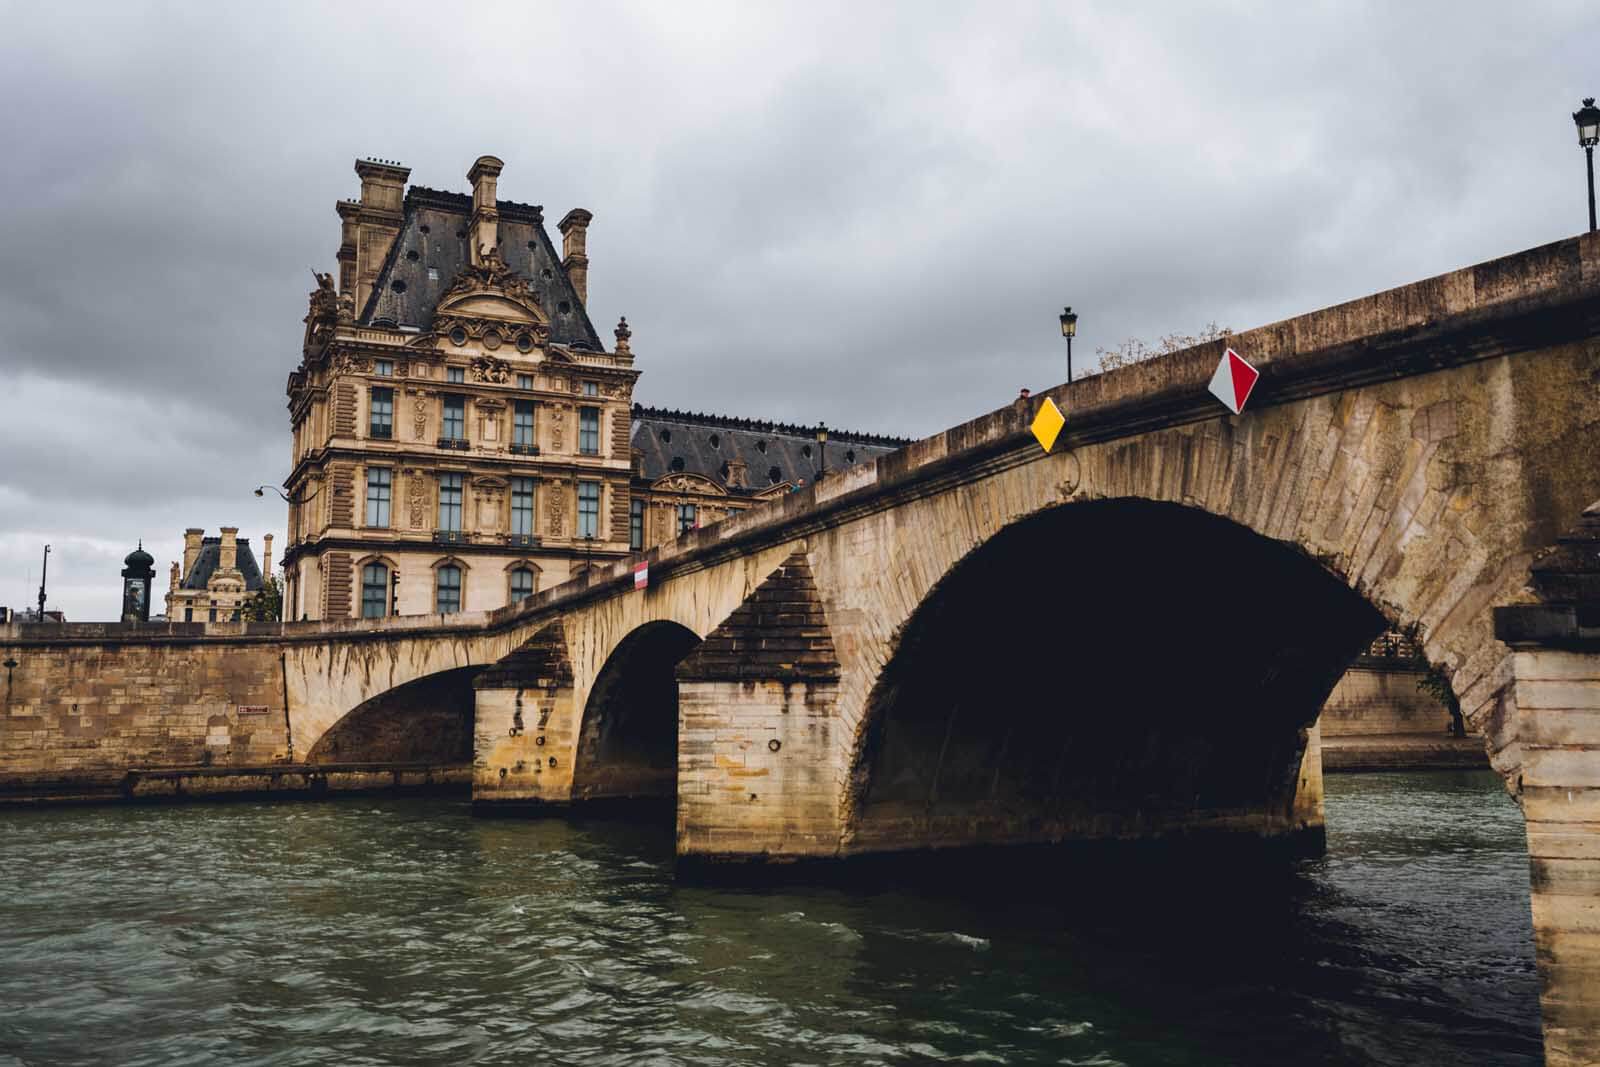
571,620,702,807
305,664,481,766
841,497,1388,851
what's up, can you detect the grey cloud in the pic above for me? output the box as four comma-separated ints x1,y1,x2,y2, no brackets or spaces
2,1,1597,619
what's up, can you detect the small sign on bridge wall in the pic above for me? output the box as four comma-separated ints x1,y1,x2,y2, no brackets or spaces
633,561,649,591
1208,348,1260,414
236,705,270,715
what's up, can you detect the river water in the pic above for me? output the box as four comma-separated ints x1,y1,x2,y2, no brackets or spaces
0,771,1540,1066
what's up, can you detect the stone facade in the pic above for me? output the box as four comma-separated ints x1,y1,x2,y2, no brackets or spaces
283,155,637,621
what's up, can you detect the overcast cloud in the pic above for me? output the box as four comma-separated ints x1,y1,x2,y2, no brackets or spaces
1,1,1595,621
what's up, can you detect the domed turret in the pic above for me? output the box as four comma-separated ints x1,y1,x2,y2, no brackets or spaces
124,543,155,570
121,540,156,624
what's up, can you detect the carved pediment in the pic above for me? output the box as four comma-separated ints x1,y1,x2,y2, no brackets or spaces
435,247,546,326
652,473,727,496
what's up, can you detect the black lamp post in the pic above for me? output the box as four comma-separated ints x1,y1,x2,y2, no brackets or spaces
816,422,828,480
1059,306,1079,383
255,483,321,505
36,544,49,622
1576,97,1600,234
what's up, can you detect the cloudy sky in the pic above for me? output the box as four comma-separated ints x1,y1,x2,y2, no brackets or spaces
1,2,1595,621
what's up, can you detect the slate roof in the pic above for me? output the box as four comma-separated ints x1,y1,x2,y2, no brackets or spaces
360,186,603,350
181,538,264,592
630,406,910,493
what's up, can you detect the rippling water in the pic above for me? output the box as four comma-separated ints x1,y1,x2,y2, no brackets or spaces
0,771,1539,1066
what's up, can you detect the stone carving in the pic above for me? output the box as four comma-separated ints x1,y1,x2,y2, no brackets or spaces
406,469,427,529
471,356,511,384
550,407,565,451
614,316,631,356
605,381,628,400
548,485,565,538
412,398,428,440
308,270,338,321
441,246,539,304
331,353,371,376
655,507,670,544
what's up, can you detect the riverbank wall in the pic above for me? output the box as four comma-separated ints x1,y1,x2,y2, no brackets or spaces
1318,648,1487,771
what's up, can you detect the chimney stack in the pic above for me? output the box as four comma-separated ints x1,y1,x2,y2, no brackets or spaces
262,534,274,577
219,527,239,574
183,528,204,579
169,561,180,593
351,158,411,314
559,209,593,305
467,155,505,267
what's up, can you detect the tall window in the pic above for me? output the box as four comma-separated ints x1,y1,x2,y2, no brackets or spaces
447,366,465,384
442,395,465,440
577,480,600,539
509,567,535,602
436,564,462,614
361,563,389,618
579,406,600,455
583,380,599,397
678,503,698,535
366,467,391,528
438,473,463,532
370,386,393,438
513,401,535,448
630,497,644,550
511,478,535,536
375,359,393,377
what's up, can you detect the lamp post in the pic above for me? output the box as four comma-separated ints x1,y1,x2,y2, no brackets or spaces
816,422,828,480
1059,306,1079,383
1575,97,1600,234
36,544,49,622
255,484,321,505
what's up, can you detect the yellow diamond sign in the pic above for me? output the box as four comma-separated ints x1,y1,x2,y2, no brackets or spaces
1030,397,1065,453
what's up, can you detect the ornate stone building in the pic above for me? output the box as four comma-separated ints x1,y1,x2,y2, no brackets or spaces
165,528,270,622
283,155,904,620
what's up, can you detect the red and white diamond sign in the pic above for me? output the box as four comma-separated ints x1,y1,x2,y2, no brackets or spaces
633,560,649,590
1208,347,1259,415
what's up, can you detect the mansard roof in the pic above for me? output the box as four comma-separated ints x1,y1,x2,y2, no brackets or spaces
181,538,264,592
630,406,910,492
359,186,603,350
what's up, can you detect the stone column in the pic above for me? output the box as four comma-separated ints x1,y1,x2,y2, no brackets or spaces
674,552,843,868
1494,501,1600,1067
472,622,576,813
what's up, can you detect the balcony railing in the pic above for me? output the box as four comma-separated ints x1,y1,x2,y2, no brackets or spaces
509,442,540,455
436,437,470,451
508,533,539,548
433,530,464,544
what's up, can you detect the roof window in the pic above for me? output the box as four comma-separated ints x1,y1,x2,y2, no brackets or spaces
391,280,407,293
756,440,767,453
768,466,781,484
802,444,812,459
558,301,572,314
670,457,685,472
405,250,419,261
708,433,720,448
659,429,671,443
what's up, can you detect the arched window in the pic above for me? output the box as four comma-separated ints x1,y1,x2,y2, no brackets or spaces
436,564,462,614
509,567,535,603
361,563,389,618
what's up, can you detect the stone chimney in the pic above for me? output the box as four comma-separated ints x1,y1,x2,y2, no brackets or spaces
559,209,593,305
219,527,239,574
726,457,748,490
352,158,411,315
262,534,274,577
169,561,180,593
335,200,359,296
468,155,504,267
183,528,204,579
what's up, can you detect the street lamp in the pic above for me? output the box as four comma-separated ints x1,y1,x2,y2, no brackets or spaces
816,422,828,480
254,484,321,504
36,544,50,622
1059,306,1079,383
1575,97,1600,233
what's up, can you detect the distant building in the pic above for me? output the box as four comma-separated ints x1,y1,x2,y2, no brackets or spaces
166,528,272,623
2,608,66,624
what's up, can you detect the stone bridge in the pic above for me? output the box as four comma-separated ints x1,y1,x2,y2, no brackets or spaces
5,232,1600,1062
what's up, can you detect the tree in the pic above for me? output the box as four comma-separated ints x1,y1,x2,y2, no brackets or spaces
1088,321,1234,376
243,576,283,622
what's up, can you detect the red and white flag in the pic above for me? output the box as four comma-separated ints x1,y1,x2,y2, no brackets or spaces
1208,347,1260,415
633,560,649,591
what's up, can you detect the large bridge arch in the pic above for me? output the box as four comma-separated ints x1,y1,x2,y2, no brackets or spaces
305,665,480,765
839,497,1388,852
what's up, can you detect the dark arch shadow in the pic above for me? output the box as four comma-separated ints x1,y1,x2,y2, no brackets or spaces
307,666,482,765
845,498,1388,854
572,621,702,811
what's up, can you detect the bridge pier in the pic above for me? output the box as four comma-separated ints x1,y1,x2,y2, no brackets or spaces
471,623,578,812
1495,503,1600,1067
674,553,844,866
